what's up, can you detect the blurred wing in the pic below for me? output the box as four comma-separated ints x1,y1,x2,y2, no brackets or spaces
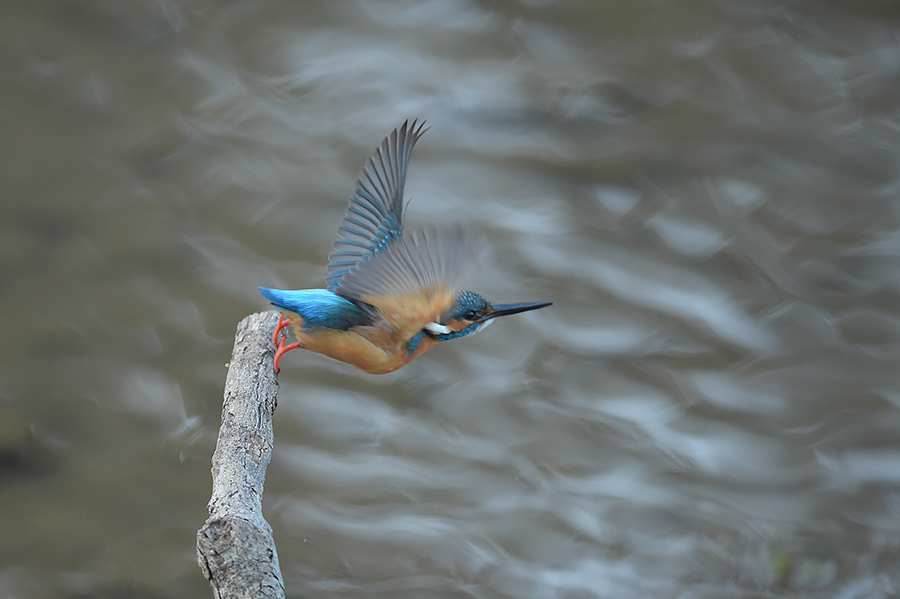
326,119,428,291
333,225,481,339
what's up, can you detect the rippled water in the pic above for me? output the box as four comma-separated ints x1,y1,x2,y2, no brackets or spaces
3,1,900,597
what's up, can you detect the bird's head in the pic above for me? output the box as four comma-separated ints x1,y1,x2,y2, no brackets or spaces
423,290,551,342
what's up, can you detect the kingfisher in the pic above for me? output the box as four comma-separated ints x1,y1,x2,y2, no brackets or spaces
259,120,551,374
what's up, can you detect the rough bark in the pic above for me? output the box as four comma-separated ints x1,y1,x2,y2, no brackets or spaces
197,311,285,599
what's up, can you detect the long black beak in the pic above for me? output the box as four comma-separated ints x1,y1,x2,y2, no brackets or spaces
478,301,552,322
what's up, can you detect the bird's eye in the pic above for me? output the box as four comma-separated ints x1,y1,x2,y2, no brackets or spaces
463,310,478,320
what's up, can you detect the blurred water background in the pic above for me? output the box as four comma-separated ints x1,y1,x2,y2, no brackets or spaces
3,1,900,597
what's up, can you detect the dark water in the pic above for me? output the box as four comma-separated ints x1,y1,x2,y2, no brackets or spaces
3,1,900,597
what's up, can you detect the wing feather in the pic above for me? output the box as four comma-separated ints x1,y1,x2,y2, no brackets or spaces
326,119,428,291
333,226,481,339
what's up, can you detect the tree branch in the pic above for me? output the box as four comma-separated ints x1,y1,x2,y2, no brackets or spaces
197,311,285,599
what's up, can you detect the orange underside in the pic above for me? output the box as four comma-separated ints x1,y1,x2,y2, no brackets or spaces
283,311,439,374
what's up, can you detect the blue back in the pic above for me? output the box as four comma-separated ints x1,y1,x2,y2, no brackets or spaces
258,287,370,331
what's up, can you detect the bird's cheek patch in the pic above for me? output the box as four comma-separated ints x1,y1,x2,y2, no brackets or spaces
424,322,452,335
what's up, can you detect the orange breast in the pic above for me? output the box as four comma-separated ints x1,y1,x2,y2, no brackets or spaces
283,311,438,374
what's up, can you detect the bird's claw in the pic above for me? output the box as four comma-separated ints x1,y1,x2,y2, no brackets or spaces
272,313,300,373
272,313,291,345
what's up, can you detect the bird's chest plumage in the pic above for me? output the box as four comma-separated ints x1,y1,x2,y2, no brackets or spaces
287,316,437,374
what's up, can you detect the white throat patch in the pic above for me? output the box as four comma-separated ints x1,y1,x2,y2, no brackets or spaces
424,322,452,335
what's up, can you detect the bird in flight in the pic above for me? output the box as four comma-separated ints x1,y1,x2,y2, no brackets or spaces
260,120,551,373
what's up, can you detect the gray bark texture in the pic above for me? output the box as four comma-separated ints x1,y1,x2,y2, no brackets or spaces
197,311,286,599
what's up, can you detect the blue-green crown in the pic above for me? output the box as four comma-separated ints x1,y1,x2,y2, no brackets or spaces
430,291,491,341
442,290,489,322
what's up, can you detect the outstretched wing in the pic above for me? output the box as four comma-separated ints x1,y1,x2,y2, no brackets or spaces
333,225,481,341
326,119,429,291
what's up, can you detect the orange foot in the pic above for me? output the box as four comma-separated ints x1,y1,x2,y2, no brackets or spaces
272,313,300,373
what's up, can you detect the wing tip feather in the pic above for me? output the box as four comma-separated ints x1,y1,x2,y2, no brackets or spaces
326,119,431,290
